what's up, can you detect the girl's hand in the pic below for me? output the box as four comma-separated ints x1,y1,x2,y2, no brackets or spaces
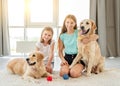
60,59,68,66
81,34,98,44
46,64,52,74
81,37,90,44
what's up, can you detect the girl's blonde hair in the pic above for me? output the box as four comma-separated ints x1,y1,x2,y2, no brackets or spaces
40,26,54,44
58,14,77,48
60,14,77,34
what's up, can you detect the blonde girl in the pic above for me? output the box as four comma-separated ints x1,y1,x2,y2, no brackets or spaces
36,26,55,74
58,14,98,78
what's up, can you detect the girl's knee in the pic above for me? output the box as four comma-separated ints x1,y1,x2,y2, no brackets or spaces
70,69,82,78
59,66,69,76
69,64,83,78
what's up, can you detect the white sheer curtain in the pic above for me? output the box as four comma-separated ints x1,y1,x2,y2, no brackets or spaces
0,0,10,56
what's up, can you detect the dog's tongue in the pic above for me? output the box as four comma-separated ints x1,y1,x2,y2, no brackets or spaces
79,30,86,35
82,30,86,35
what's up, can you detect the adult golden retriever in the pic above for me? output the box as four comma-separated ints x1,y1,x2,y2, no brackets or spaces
69,19,105,76
7,51,50,80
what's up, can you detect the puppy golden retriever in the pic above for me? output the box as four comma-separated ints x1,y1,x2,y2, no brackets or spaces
7,51,51,80
69,19,105,76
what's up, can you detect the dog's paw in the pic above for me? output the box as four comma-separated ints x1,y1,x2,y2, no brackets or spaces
69,65,73,69
86,73,91,77
100,68,105,72
33,79,41,83
69,66,72,69
22,75,36,82
94,71,100,74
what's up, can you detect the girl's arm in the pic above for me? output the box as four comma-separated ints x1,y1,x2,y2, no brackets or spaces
81,34,99,44
47,41,55,65
35,42,41,51
46,41,55,73
58,38,68,66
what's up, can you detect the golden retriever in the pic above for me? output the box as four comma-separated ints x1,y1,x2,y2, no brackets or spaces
7,51,51,81
69,19,105,76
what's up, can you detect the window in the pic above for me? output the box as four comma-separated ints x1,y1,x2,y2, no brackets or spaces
8,0,90,56
27,0,56,27
30,0,53,22
8,0,24,26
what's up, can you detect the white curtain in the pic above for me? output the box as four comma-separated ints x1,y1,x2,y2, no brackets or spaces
0,0,10,56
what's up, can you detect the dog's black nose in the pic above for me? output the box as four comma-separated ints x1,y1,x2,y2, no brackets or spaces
26,58,29,61
81,26,84,30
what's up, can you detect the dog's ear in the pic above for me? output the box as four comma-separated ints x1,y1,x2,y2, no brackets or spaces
91,20,96,30
36,51,44,62
38,52,44,59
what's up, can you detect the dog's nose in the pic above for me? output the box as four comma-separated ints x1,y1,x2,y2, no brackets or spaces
26,58,29,61
81,26,84,30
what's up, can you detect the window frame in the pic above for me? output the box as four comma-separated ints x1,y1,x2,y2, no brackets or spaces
25,0,58,28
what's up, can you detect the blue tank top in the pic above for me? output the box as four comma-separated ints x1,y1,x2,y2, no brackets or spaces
60,29,78,54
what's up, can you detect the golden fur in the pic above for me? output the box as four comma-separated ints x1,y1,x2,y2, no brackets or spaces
69,19,105,76
7,51,50,80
